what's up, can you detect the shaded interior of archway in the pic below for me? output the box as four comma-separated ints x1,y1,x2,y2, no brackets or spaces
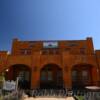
72,64,93,89
5,64,31,89
40,64,63,89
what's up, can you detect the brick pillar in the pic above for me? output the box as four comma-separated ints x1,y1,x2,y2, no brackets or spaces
91,66,99,86
63,67,72,89
31,67,40,89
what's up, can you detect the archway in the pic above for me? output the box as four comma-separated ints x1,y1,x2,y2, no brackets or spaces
72,64,93,89
4,64,31,89
40,64,63,89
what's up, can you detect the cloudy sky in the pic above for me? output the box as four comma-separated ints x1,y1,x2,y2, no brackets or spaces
0,0,100,51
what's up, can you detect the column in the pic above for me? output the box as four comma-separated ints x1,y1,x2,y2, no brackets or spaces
63,66,72,89
31,66,40,89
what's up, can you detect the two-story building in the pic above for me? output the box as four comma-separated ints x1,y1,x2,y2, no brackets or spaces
0,37,100,89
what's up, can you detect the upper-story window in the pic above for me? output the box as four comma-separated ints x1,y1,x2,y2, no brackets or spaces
42,50,49,55
54,49,59,54
65,48,70,51
20,49,31,55
41,49,59,55
67,42,78,47
49,50,54,55
29,41,35,48
80,48,86,54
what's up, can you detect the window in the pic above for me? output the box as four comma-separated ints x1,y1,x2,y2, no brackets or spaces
72,70,78,81
42,50,48,55
68,43,78,47
20,49,31,55
48,71,52,80
67,42,78,47
41,49,59,55
57,70,62,77
41,71,46,81
82,70,88,81
65,48,70,52
27,50,31,55
29,41,35,48
20,49,24,54
80,48,85,54
49,50,54,55
54,49,59,54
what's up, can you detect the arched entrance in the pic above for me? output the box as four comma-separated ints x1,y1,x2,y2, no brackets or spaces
40,64,63,89
72,64,93,89
4,64,31,89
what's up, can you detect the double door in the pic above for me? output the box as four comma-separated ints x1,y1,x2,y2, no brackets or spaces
40,67,63,89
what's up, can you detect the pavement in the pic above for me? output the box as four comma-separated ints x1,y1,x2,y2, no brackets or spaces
21,97,75,100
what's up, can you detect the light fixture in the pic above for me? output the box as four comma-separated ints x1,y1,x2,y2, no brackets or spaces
5,69,9,72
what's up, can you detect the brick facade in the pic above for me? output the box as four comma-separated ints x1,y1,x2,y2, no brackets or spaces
0,37,100,89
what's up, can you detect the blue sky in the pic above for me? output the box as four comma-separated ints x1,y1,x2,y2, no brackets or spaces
0,0,100,51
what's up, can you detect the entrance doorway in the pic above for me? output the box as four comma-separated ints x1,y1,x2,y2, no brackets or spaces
40,64,63,89
5,64,31,89
72,64,92,89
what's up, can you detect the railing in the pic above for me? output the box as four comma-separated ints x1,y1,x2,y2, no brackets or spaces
29,89,67,97
1,88,100,100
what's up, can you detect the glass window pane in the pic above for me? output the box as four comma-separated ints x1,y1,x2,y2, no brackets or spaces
41,71,46,80
57,70,62,77
48,71,52,80
72,70,78,81
82,70,88,80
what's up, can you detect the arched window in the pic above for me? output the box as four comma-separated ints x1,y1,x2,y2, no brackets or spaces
72,70,78,81
72,64,93,89
48,71,52,80
40,64,63,88
41,71,46,81
82,70,89,81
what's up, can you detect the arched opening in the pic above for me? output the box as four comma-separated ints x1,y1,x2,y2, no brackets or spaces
40,64,63,89
4,64,31,89
72,64,93,89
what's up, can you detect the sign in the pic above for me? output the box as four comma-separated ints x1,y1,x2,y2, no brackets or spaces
43,41,58,48
3,80,16,91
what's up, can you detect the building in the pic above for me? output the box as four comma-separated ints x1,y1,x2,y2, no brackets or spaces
0,37,100,89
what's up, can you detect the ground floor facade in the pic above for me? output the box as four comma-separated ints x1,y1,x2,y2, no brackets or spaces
3,55,99,90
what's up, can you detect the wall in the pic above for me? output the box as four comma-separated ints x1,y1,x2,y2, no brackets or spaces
0,37,99,89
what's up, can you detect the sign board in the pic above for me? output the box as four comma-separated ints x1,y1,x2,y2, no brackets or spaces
43,41,58,48
3,81,16,91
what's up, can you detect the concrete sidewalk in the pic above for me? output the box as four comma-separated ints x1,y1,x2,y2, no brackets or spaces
21,97,75,100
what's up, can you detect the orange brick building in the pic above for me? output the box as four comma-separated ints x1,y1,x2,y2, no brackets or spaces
0,37,100,89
